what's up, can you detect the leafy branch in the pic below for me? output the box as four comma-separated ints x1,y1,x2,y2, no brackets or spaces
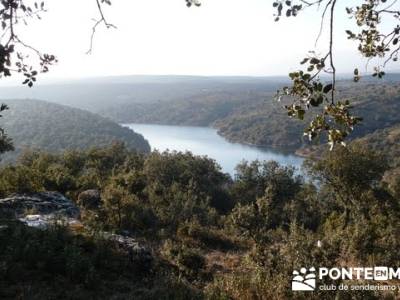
185,0,201,8
272,0,399,148
0,0,57,87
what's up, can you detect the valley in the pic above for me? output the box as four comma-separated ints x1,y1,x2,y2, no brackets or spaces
2,75,400,155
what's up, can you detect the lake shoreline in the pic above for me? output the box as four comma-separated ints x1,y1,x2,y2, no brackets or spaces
123,123,304,176
122,122,301,156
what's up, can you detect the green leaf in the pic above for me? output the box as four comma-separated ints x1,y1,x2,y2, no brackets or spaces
300,58,309,65
323,84,333,94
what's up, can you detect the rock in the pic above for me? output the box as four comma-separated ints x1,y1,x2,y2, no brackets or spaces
18,214,50,229
0,192,82,229
0,192,152,269
17,214,83,230
77,189,101,210
108,233,153,271
0,192,80,219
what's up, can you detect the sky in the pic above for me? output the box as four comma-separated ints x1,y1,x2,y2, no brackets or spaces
2,0,399,81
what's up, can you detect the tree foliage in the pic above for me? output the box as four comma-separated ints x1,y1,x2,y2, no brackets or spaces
272,0,400,147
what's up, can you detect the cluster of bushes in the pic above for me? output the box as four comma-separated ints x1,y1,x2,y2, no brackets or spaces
207,146,400,299
1,143,400,299
0,220,204,299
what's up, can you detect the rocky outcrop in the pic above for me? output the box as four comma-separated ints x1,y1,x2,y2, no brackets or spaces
0,191,153,268
0,192,80,219
108,233,153,270
0,192,81,229
17,214,82,229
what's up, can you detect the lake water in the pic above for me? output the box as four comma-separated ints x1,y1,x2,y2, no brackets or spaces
124,124,304,176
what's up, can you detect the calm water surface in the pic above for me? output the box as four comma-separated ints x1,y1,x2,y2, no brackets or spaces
124,124,303,176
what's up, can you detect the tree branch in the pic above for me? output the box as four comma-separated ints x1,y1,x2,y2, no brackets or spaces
314,0,332,48
87,0,117,54
328,0,337,104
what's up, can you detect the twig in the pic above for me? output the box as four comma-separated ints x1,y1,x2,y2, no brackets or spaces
87,0,117,54
329,0,337,104
315,0,332,48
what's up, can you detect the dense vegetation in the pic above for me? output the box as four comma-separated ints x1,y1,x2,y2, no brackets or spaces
351,123,400,197
0,99,150,162
1,141,399,299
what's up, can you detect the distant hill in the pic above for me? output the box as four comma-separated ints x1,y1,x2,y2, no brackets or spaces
0,99,150,162
0,75,287,113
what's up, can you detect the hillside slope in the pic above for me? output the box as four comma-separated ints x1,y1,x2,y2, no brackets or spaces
352,124,400,190
0,99,150,161
216,82,400,150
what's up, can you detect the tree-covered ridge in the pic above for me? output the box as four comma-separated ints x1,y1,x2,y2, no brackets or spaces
350,123,400,195
108,80,400,151
216,81,400,150
98,79,400,151
0,99,150,162
353,124,400,165
114,90,274,127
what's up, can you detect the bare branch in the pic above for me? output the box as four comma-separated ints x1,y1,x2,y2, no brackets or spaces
328,0,337,104
87,0,117,54
314,0,332,48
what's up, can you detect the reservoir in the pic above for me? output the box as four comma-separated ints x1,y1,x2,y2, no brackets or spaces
125,123,304,176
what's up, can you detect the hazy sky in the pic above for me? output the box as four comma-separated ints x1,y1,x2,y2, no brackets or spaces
5,0,398,80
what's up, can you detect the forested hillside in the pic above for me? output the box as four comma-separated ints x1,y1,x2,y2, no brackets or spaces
113,90,274,126
0,99,150,162
351,124,400,193
216,81,400,150
110,80,400,151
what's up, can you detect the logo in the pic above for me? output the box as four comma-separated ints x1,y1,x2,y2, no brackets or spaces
292,266,400,292
374,267,389,280
292,267,316,291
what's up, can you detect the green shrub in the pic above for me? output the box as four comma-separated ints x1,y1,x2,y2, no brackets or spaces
161,240,206,280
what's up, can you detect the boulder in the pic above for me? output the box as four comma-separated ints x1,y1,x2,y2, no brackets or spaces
0,192,80,219
77,189,101,210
